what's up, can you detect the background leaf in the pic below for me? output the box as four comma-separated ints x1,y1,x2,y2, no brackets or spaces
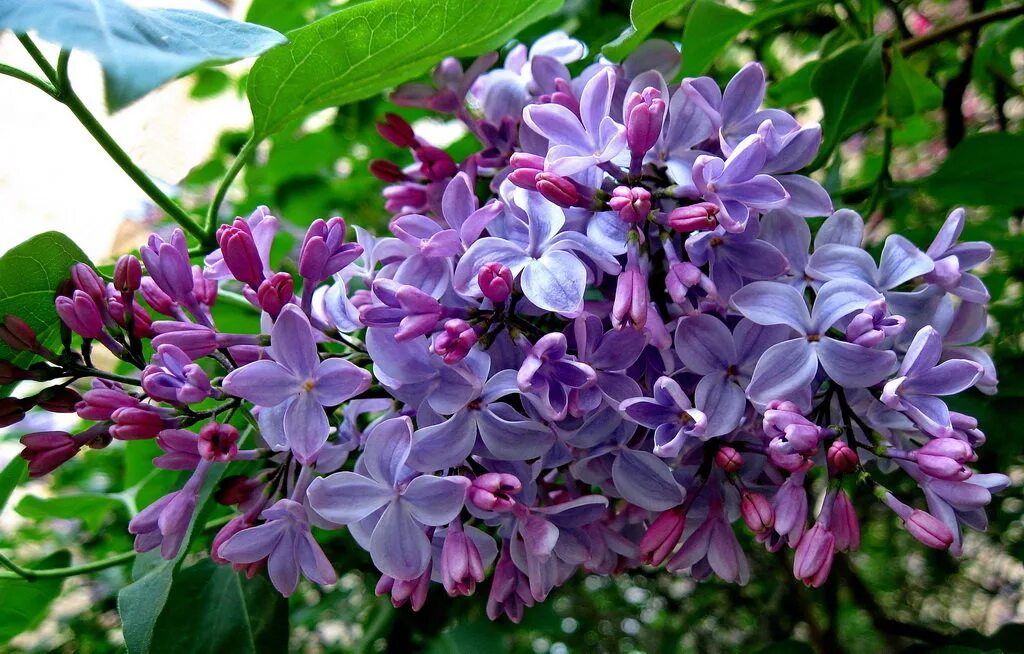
0,550,71,642
887,50,943,119
0,456,27,516
0,231,89,364
810,36,884,167
246,0,564,138
602,0,687,61
15,493,125,532
922,133,1024,208
680,0,751,76
0,0,286,110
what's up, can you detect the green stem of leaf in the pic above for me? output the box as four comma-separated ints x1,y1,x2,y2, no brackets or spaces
206,135,258,237
0,63,59,99
0,550,136,581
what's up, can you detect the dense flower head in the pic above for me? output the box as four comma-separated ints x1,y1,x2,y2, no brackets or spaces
9,33,1007,615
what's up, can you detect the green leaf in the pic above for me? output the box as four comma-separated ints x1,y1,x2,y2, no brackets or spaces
0,0,286,111
148,560,288,654
922,133,1024,208
247,0,564,139
15,493,124,531
602,0,688,62
0,550,71,642
117,462,228,654
809,36,884,168
0,231,90,364
0,456,27,517
886,50,942,119
681,0,751,76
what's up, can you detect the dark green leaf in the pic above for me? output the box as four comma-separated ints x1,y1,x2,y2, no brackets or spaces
886,50,942,119
681,0,751,76
0,231,90,364
0,0,286,111
15,493,124,531
149,560,288,654
0,550,70,641
247,0,564,138
190,69,231,100
810,36,884,168
602,0,688,62
922,133,1024,208
0,456,27,517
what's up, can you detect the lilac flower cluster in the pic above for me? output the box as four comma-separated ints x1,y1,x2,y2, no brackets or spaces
5,34,1007,617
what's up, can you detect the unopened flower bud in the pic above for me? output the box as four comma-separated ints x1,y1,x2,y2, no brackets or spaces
845,299,905,347
369,159,407,182
215,475,263,506
217,219,265,289
740,492,774,534
507,167,541,190
882,491,953,550
613,265,649,329
624,87,667,158
827,440,859,474
509,152,545,170
71,263,106,306
55,290,105,339
0,315,42,352
257,273,294,320
114,255,142,293
914,437,976,481
608,186,651,224
639,507,686,566
110,405,176,440
0,397,25,428
535,172,579,208
793,521,835,587
31,386,82,413
468,472,522,512
831,490,860,552
19,431,80,477
667,202,719,232
714,446,743,473
440,521,485,597
433,319,478,364
478,262,513,303
377,113,417,148
416,145,457,180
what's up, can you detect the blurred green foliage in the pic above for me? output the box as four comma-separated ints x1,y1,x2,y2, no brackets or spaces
2,0,1024,652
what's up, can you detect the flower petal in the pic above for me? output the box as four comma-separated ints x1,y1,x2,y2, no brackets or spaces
731,281,811,333
370,501,432,580
306,472,393,525
402,475,468,526
816,337,896,388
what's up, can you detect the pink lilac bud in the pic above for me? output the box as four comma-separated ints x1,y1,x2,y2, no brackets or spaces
376,113,417,148
613,260,650,329
639,507,686,565
845,299,905,347
793,520,835,588
198,423,240,462
110,405,177,440
211,515,252,564
55,290,105,339
215,475,263,506
216,219,265,288
914,438,976,481
667,202,720,233
140,277,177,315
154,429,200,470
71,263,106,306
714,446,743,473
0,398,25,428
383,183,428,214
106,293,154,338
478,262,513,303
440,521,485,597
416,145,457,181
257,273,294,320
486,543,533,623
881,492,953,550
192,267,216,308
507,168,541,191
535,172,579,208
740,492,774,534
298,218,363,282
140,229,194,304
0,361,32,385
361,279,443,341
831,490,860,552
624,86,667,159
608,186,652,224
510,152,545,170
377,569,431,611
0,315,43,353
114,255,142,293
764,400,823,472
369,159,407,183
433,319,478,364
950,411,986,447
32,386,82,413
76,383,139,420
827,440,859,475
468,472,522,512
19,431,80,477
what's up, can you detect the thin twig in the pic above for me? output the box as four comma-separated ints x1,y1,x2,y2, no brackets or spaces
900,3,1024,56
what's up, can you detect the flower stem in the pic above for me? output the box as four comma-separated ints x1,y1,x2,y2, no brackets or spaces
900,4,1024,56
0,63,59,99
0,550,136,581
206,135,258,237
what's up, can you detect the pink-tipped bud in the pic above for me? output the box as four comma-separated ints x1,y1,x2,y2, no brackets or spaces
55,290,105,339
468,472,522,512
19,431,80,477
905,510,954,550
624,87,667,158
71,263,106,306
114,255,143,293
831,490,860,552
109,405,176,441
31,386,82,413
509,153,545,170
507,167,541,190
827,440,859,475
216,219,265,289
914,438,976,481
639,508,686,566
0,315,42,353
535,172,579,208
741,492,775,534
198,423,240,462
432,319,478,365
0,398,25,428
369,159,407,182
215,475,263,506
377,113,417,148
612,265,649,329
714,446,743,473
608,186,652,224
440,522,486,597
478,262,513,303
416,145,457,181
793,521,835,588
667,202,719,232
256,273,294,320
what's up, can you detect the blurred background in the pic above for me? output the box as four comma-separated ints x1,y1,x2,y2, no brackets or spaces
1,0,1023,652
